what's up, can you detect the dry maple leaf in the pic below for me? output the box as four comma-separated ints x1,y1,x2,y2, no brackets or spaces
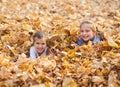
62,77,78,87
108,71,120,87
106,35,119,48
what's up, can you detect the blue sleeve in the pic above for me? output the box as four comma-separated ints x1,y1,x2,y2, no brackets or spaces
30,47,37,60
93,36,101,44
77,38,84,46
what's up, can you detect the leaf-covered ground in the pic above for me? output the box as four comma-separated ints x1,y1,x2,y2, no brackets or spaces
0,0,120,87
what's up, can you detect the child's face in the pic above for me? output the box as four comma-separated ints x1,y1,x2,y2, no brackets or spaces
34,37,47,54
80,23,95,41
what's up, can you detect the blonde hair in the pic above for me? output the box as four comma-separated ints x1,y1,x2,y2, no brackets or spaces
80,21,96,32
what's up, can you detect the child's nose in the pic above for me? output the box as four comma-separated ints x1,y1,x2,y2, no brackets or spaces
83,32,86,35
38,44,42,47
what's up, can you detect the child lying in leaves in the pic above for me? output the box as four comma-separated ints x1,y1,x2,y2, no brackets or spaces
30,32,49,60
77,21,101,46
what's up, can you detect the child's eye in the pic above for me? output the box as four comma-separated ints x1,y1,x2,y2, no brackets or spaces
81,30,84,32
41,43,46,45
36,42,40,44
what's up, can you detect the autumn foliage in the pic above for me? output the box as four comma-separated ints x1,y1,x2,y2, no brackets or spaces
0,0,120,87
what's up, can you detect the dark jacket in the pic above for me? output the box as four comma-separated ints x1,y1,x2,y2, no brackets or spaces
77,36,101,46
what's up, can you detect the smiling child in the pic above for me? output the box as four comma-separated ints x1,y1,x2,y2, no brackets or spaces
77,21,101,46
30,32,49,60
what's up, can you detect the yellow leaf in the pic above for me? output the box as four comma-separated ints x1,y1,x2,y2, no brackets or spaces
85,67,91,74
54,15,63,20
34,20,40,27
69,81,78,87
106,35,118,48
69,51,75,58
27,61,35,71
1,35,10,41
22,24,32,30
82,59,91,66
63,60,71,68
101,69,109,75
81,78,89,85
0,82,9,87
35,76,42,83
101,41,109,47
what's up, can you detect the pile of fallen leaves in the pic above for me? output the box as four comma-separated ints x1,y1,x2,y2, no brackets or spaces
0,0,120,87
